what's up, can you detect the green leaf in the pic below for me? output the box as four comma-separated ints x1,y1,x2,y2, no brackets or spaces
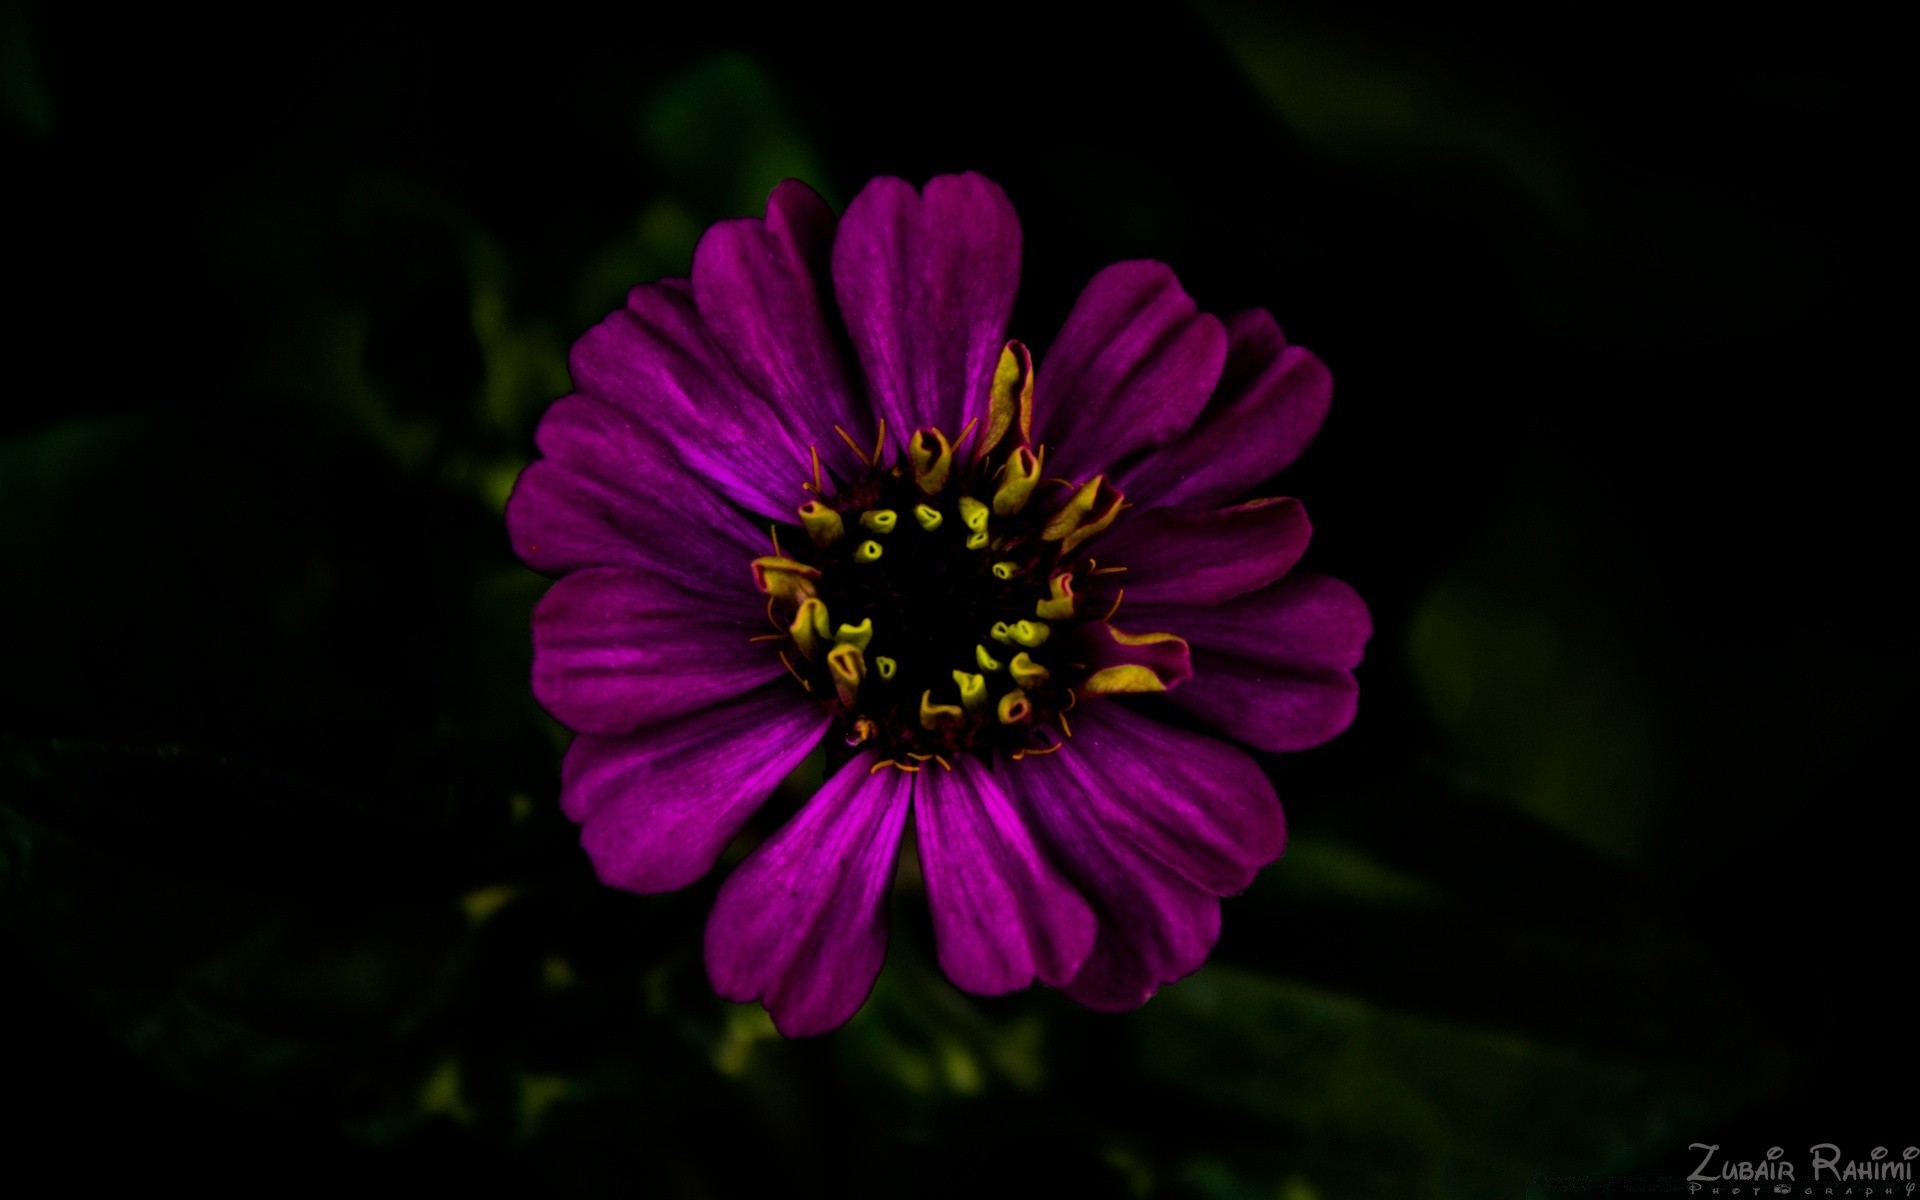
639,53,833,216
1195,1,1582,230
1139,965,1775,1198
1406,485,1663,860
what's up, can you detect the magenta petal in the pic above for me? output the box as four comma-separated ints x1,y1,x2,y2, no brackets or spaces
1064,868,1220,1012
705,755,912,1037
1086,497,1311,609
831,174,1021,453
1032,261,1227,483
692,181,873,483
1144,572,1371,752
914,759,1096,994
1001,704,1285,1005
1003,748,1223,1012
563,684,831,894
1051,703,1285,893
568,281,808,521
1118,309,1332,510
531,566,782,736
506,395,765,593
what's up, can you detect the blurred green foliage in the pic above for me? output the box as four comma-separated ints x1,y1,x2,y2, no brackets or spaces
1,3,1901,1197
1408,485,1662,860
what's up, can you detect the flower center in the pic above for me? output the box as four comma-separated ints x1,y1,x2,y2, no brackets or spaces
749,343,1155,769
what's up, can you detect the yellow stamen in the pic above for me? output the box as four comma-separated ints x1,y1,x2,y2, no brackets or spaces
854,539,884,563
992,445,1043,515
952,670,989,714
965,530,990,551
990,561,1019,581
957,496,990,533
871,758,921,775
913,504,943,531
919,690,964,730
1081,665,1168,695
996,691,1032,725
809,444,823,493
1009,652,1050,690
975,644,1003,672
1039,474,1125,555
989,622,1013,644
798,501,844,547
1036,572,1076,620
1102,587,1126,622
871,418,887,468
1058,711,1073,737
834,424,871,467
834,619,873,651
789,597,831,658
827,644,865,707
1105,626,1187,647
850,717,877,745
858,509,898,535
978,340,1033,460
1009,620,1051,648
1010,741,1062,760
1039,476,1105,538
910,427,954,494
751,556,820,603
875,656,897,680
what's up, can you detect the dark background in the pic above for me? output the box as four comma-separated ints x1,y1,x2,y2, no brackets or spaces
3,3,1907,1195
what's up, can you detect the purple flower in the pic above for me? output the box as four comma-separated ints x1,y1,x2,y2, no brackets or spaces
508,173,1369,1036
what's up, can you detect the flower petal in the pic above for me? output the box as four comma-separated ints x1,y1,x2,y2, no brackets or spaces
1000,703,1285,1007
1083,497,1311,609
1044,702,1285,894
563,684,831,894
1032,261,1227,483
831,173,1021,453
705,754,912,1037
998,702,1282,998
914,759,1095,994
1142,572,1371,752
1117,309,1332,510
531,566,783,736
1063,858,1219,1013
506,394,767,593
569,280,809,520
1002,745,1226,1012
691,180,874,484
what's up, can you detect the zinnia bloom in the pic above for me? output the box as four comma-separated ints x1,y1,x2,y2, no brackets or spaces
508,173,1369,1035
